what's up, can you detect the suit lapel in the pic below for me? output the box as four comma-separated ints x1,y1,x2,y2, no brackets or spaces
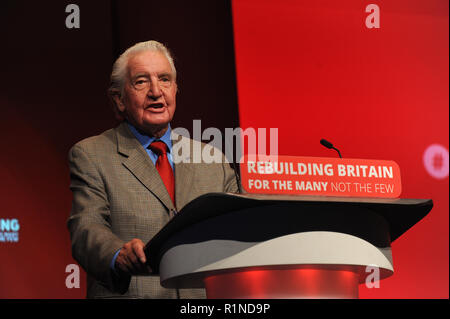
172,132,196,210
115,122,175,212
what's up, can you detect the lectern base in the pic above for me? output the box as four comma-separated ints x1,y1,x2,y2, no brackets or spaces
204,266,360,299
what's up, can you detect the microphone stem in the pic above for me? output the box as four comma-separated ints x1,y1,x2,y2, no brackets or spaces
332,147,342,158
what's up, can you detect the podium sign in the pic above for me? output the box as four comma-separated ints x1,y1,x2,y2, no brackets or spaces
240,155,402,198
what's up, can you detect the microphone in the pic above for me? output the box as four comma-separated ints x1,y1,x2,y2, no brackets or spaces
320,139,342,158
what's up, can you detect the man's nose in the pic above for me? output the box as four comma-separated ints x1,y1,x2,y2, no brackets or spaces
147,79,162,99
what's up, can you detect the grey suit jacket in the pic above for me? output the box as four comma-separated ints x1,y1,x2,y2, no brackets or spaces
67,122,238,298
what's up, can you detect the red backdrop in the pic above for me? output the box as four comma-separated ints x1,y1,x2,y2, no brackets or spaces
232,0,448,298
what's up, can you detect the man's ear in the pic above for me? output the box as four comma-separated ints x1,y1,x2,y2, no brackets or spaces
112,92,126,113
108,89,126,121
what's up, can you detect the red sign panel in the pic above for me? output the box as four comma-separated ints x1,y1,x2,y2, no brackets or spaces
240,155,402,198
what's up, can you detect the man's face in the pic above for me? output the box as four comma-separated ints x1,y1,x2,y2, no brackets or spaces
117,50,177,136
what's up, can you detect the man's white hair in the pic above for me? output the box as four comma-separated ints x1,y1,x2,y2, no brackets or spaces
109,40,176,96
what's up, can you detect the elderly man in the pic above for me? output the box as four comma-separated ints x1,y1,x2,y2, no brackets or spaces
67,40,238,298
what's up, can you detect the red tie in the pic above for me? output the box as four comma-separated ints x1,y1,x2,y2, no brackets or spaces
149,141,175,206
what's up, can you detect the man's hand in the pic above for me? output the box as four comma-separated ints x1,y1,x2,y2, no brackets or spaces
115,238,152,275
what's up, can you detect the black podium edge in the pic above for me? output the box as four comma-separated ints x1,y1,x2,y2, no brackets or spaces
144,193,433,274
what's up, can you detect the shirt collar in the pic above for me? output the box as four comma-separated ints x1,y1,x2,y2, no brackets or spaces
127,122,173,152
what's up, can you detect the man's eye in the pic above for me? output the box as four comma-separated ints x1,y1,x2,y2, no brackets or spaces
134,79,150,89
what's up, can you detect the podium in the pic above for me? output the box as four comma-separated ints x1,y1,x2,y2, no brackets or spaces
145,193,432,299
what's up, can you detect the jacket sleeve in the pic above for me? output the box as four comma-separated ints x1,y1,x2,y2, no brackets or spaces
67,143,131,294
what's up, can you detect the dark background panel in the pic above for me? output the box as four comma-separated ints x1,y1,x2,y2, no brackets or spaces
1,0,115,299
112,0,240,133
0,0,239,298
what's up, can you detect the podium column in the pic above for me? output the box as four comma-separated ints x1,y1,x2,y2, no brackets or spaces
204,266,360,299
